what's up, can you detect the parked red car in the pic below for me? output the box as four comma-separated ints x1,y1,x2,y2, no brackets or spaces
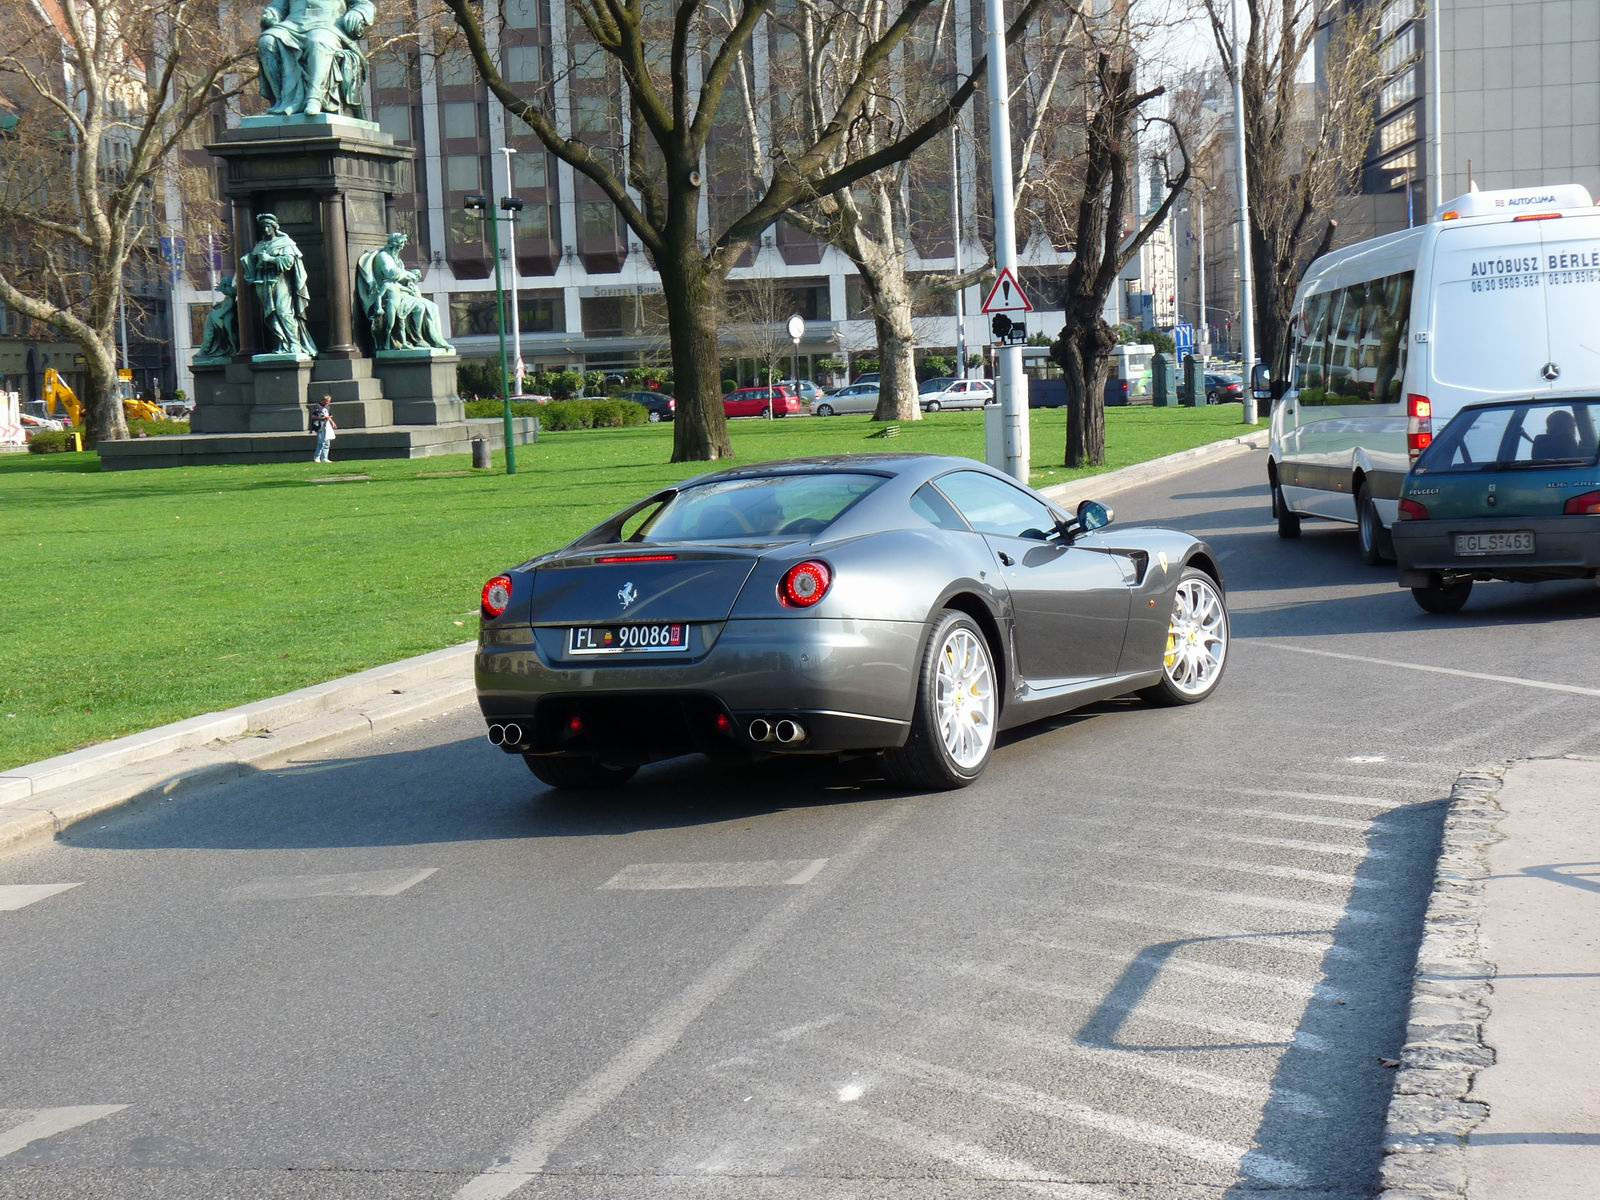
723,385,803,418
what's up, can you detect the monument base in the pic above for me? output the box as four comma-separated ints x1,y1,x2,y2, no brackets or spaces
373,352,464,426
249,359,314,431
190,361,255,433
96,418,539,471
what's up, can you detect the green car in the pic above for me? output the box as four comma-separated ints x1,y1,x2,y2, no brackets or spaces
1393,394,1600,613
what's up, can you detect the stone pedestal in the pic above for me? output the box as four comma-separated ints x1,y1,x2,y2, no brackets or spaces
249,358,314,432
190,360,255,433
373,351,465,426
311,357,393,429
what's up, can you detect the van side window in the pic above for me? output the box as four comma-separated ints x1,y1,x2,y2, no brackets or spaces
1295,292,1332,401
1300,270,1413,407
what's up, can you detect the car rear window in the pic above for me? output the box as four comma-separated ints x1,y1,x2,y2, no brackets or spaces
640,473,885,541
1417,398,1600,473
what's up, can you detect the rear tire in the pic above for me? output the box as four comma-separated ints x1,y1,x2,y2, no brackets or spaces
1412,576,1473,614
1357,482,1393,566
523,755,638,790
1272,476,1301,539
648,411,662,423
881,611,997,791
816,403,834,417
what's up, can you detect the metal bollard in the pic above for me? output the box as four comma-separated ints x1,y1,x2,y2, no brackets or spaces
471,436,490,470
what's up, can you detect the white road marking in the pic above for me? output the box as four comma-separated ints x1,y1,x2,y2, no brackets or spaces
1344,755,1388,764
1140,798,1374,832
1064,812,1387,860
843,995,1328,1116
1015,934,1348,1003
0,1106,126,1160
1152,780,1407,810
451,800,918,1200
224,868,437,899
953,964,1327,1051
0,883,83,912
839,1043,1309,1186
1292,771,1442,789
600,858,829,890
1086,910,1353,962
836,1081,866,1102
1092,843,1386,891
1105,877,1386,924
1258,641,1600,699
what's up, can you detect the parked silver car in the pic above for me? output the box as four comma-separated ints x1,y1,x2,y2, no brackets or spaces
812,383,880,416
921,378,995,411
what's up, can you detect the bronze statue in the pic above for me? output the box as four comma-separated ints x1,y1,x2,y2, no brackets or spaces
355,232,453,352
240,214,317,358
196,275,240,359
258,0,374,119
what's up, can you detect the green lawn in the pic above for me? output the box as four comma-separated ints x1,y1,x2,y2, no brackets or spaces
0,404,1259,769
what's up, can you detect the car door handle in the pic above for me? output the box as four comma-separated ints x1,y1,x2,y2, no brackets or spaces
997,551,1015,566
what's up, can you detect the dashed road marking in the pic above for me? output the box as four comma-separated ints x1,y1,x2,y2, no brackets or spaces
1103,877,1385,924
224,868,437,899
0,1106,126,1160
1292,771,1442,789
1153,780,1407,810
1258,641,1600,699
1014,934,1347,1003
1092,843,1387,890
1086,909,1352,961
1062,812,1387,860
1140,798,1375,832
0,883,83,912
600,859,829,890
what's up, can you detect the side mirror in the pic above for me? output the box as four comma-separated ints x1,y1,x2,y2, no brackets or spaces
1076,499,1113,531
1251,363,1272,397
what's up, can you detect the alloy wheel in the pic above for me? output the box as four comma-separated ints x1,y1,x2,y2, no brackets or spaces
1162,576,1227,696
935,627,995,769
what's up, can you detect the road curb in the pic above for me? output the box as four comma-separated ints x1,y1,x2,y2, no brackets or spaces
0,644,477,856
1038,428,1268,508
1377,764,1508,1200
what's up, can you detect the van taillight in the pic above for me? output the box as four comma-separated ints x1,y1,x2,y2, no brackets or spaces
1407,394,1433,462
1564,491,1600,516
1399,498,1430,521
1513,213,1562,222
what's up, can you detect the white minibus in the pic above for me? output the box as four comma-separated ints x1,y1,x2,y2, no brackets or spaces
1268,183,1600,563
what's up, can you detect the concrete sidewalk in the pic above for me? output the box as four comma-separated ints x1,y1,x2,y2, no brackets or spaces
1380,756,1600,1199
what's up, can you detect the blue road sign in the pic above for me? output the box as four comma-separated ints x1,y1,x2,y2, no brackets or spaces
1173,323,1195,357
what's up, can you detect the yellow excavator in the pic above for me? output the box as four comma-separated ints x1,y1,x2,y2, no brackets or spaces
43,368,167,427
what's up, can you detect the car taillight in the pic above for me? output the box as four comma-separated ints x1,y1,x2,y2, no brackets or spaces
779,560,832,608
1407,394,1433,462
1564,491,1600,515
481,574,513,619
1399,498,1430,521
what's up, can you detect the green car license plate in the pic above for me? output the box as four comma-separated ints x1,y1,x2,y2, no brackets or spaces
1454,531,1535,556
569,623,690,655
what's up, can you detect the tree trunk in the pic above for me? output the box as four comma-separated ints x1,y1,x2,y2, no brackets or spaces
1055,309,1113,468
871,300,921,423
83,335,127,444
660,254,733,462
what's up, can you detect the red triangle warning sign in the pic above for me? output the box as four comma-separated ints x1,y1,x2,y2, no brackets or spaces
980,267,1033,315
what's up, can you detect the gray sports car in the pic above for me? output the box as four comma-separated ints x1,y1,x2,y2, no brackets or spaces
477,455,1227,790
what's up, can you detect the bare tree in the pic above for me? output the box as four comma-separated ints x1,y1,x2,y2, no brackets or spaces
444,0,1057,461
0,0,253,443
725,267,793,393
1203,0,1379,374
1049,40,1189,467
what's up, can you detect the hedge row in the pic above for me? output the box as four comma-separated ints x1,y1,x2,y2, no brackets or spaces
462,397,649,430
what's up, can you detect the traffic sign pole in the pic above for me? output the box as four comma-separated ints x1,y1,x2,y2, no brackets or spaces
982,0,1028,482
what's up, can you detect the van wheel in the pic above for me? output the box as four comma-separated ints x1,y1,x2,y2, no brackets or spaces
1412,576,1473,614
1272,478,1301,539
1356,483,1393,566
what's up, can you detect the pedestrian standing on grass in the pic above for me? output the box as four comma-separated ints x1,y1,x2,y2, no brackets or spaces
311,394,336,463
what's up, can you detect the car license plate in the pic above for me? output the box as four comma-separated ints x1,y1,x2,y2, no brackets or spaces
568,623,690,655
1454,531,1535,556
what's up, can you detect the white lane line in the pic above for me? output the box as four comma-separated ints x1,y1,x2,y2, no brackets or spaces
1086,910,1352,962
1093,843,1386,891
1141,798,1374,832
600,858,829,891
1291,771,1444,789
0,883,83,912
224,868,437,899
1104,877,1387,925
1014,934,1347,1003
1256,640,1600,699
837,1042,1309,1186
450,800,919,1200
1152,779,1407,811
0,1106,127,1160
1064,812,1387,860
844,995,1328,1116
952,964,1327,1052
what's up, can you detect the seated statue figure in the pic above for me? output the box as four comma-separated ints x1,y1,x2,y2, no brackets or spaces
196,275,240,359
258,0,375,118
355,232,452,353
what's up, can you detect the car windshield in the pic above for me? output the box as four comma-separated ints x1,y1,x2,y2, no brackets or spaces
1417,398,1600,473
640,473,885,541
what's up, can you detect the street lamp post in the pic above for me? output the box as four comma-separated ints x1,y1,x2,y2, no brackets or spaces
465,193,517,475
982,0,1028,481
1228,0,1258,424
497,147,526,389
787,313,805,406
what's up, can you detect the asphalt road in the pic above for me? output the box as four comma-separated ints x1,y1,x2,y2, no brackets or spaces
5,446,1600,1200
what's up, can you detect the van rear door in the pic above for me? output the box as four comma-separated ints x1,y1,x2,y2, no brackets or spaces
1539,212,1600,394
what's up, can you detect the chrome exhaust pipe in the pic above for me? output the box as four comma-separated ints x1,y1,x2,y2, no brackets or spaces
487,724,505,746
748,718,772,743
502,723,523,747
775,719,806,744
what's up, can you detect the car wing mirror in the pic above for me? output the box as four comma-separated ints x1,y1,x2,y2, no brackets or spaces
1077,499,1113,531
1251,363,1272,398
